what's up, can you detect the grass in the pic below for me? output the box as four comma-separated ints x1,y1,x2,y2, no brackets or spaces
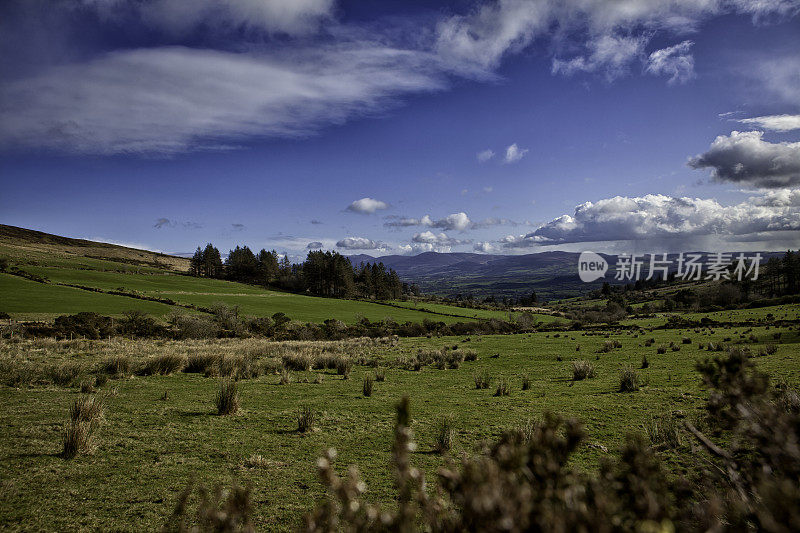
0,320,799,530
6,266,487,324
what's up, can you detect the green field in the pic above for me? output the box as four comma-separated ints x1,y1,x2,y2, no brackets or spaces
1,266,521,324
1,320,798,530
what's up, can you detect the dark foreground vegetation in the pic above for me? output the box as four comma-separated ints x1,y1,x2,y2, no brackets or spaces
169,349,800,532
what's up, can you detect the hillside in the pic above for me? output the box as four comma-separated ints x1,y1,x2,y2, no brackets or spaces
0,224,190,272
0,226,520,324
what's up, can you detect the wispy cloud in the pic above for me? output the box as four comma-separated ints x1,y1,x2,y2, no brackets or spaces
477,148,495,162
737,114,800,132
645,40,695,85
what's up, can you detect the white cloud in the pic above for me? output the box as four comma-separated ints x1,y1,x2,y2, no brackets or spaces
386,212,472,231
504,143,528,163
346,197,389,214
306,241,324,249
473,241,498,253
738,114,800,132
688,130,800,188
0,45,448,155
645,40,695,84
335,237,390,250
477,148,495,162
499,190,800,249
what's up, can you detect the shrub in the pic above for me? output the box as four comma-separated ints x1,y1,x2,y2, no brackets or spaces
434,415,455,454
618,365,640,392
363,374,374,397
215,379,239,415
474,371,491,390
297,406,315,433
494,378,510,397
572,360,596,381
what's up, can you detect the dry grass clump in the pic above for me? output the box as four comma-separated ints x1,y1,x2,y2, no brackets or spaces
598,340,622,353
618,365,640,392
656,345,667,354
641,354,649,369
521,374,531,390
374,368,386,382
362,374,374,397
50,362,82,386
474,371,491,390
62,395,105,459
335,358,352,379
279,368,292,385
215,378,239,415
572,360,596,381
643,415,683,450
282,353,313,372
139,353,187,376
185,353,221,374
494,378,510,397
101,355,130,377
297,406,316,433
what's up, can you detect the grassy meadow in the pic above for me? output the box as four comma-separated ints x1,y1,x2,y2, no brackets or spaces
1,318,798,531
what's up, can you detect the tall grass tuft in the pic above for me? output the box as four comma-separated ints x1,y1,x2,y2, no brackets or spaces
363,374,374,397
62,395,104,459
374,368,386,382
619,365,640,392
521,374,531,390
494,378,510,397
572,360,596,381
434,415,455,454
474,371,491,390
297,406,315,433
215,378,239,415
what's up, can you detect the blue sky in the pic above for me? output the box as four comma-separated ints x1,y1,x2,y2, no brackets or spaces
1,0,799,258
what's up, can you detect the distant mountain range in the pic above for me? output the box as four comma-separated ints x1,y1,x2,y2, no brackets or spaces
348,251,615,300
349,250,782,301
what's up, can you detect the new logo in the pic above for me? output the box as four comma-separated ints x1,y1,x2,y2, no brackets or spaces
578,251,608,282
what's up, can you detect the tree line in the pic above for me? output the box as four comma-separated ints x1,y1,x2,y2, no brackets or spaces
189,244,413,300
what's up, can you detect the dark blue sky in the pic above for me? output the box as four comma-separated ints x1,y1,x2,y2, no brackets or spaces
1,1,799,257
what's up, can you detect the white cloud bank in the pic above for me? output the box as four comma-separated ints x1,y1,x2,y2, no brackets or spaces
498,190,800,250
336,236,390,251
